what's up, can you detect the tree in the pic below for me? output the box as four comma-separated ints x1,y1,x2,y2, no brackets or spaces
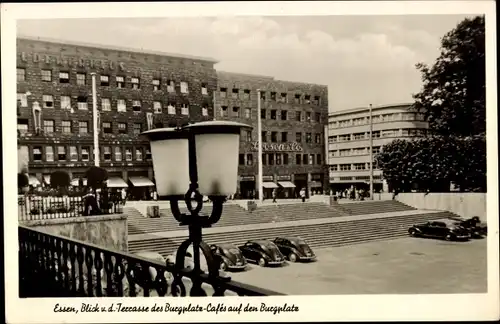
412,16,485,137
50,170,71,195
85,166,108,193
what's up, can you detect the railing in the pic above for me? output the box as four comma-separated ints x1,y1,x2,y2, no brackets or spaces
19,226,282,297
18,195,124,221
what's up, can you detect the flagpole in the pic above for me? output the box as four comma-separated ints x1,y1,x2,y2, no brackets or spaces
257,89,263,203
213,90,217,121
369,103,374,200
91,72,100,167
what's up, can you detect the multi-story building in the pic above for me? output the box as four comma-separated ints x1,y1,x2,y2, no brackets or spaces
216,71,329,199
327,103,428,193
16,36,218,198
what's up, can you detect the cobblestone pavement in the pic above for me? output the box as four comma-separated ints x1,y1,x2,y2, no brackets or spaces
229,237,487,295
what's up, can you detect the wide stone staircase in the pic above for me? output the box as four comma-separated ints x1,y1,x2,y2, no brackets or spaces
128,210,454,258
335,200,416,216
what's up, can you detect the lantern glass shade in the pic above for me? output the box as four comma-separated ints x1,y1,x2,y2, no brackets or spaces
142,128,190,197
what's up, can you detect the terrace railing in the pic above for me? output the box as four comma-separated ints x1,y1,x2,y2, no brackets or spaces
19,226,283,297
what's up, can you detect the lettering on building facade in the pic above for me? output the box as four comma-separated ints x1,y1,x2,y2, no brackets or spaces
251,142,303,152
19,52,126,71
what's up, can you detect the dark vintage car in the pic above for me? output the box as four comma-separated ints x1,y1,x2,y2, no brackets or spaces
210,244,247,271
237,240,286,267
408,219,471,241
446,216,487,238
273,237,316,262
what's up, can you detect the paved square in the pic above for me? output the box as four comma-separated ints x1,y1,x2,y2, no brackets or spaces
230,237,487,294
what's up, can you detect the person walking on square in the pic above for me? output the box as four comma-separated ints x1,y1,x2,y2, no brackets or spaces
272,188,277,203
121,188,127,206
300,188,306,203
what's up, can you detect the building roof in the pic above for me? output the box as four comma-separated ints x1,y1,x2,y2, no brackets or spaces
329,103,414,117
217,70,328,88
17,35,219,64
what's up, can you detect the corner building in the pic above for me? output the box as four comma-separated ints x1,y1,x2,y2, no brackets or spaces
16,36,218,198
216,71,329,199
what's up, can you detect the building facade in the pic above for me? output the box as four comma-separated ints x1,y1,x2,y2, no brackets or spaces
327,103,429,193
216,71,329,199
16,36,218,198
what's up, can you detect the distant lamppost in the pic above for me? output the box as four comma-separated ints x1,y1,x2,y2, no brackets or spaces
141,120,251,296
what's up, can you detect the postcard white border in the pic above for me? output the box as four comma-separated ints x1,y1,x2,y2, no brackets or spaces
2,1,499,323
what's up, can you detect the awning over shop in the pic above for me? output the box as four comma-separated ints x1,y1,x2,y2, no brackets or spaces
129,176,155,187
310,181,323,188
28,176,40,186
43,175,51,185
262,182,279,189
278,181,296,188
106,177,128,188
71,178,87,186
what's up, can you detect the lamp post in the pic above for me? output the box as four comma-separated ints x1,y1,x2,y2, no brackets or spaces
369,104,374,200
141,120,251,296
90,72,100,167
256,89,264,203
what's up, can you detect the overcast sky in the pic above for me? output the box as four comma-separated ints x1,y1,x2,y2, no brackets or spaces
17,15,471,111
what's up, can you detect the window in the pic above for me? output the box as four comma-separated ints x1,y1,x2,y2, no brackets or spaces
17,68,26,81
221,106,228,117
260,109,266,119
220,87,227,98
117,99,126,112
304,95,311,104
45,146,53,162
180,81,188,93
43,120,54,133
118,123,127,134
306,133,312,143
59,72,69,83
306,112,312,122
181,104,189,115
42,95,54,108
103,146,112,161
329,136,337,143
62,120,71,134
339,149,350,157
201,83,208,95
152,101,162,114
132,100,141,112
295,111,302,122
239,154,245,166
296,132,302,142
81,147,90,161
41,69,52,82
77,96,88,110
302,154,308,165
232,106,240,117
146,148,152,160
202,105,208,116
244,107,251,119
243,89,250,100
98,98,110,112
133,123,142,135
115,147,122,161
152,79,161,91
57,146,66,161
352,148,366,155
70,146,78,161
309,154,315,165
340,164,351,171
17,93,28,107
131,77,140,89
280,93,287,103
294,94,301,104
17,119,29,134
167,80,175,92
268,153,275,165
316,154,322,165
116,76,125,88
102,122,112,134
244,129,252,142
353,117,365,126
283,153,289,165
276,153,282,165
76,73,86,85
246,154,253,166
372,146,381,154
313,96,321,105
330,165,338,172
315,133,321,144
262,154,267,165
167,103,176,115
270,110,277,120
296,154,301,165
271,132,278,143
315,112,321,122
232,88,239,99
100,75,109,86
353,133,365,140
280,110,288,121
125,148,132,161
281,132,288,142
270,92,277,101
354,163,366,170
339,134,351,141
79,121,88,134
33,147,42,161
381,129,397,138
260,92,266,101
136,148,143,161
261,131,267,142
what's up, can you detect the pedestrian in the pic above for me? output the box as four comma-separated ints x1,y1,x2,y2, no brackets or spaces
153,190,158,201
121,188,127,206
272,189,277,203
300,188,306,203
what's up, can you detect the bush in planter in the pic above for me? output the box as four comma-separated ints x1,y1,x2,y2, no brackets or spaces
50,170,71,196
85,166,108,194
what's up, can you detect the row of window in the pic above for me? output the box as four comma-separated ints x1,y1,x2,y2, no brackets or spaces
17,68,205,94
328,128,427,143
329,163,375,171
219,106,321,123
18,119,143,136
241,130,322,144
238,153,323,166
26,145,152,163
330,112,426,129
329,146,381,158
219,88,322,105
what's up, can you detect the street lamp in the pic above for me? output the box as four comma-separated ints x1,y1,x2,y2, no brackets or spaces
141,120,251,296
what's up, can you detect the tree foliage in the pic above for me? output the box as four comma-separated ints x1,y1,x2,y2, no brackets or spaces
412,16,485,137
50,170,71,189
85,166,108,191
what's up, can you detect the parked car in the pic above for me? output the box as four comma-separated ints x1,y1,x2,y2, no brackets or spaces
273,237,316,262
210,244,247,271
238,240,286,267
446,216,487,238
408,219,471,241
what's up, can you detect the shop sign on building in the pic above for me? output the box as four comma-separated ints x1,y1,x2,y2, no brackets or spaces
277,175,291,181
19,52,126,70
251,142,303,152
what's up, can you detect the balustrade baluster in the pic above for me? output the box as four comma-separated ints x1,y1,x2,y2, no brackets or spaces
94,251,104,297
85,248,94,297
104,254,114,297
114,257,125,296
125,261,137,297
76,245,85,296
62,241,70,293
69,243,77,295
56,239,64,291
152,266,168,297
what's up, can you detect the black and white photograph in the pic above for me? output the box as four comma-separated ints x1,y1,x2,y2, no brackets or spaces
2,1,499,323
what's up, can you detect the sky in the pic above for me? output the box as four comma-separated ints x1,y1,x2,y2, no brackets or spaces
17,15,472,112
